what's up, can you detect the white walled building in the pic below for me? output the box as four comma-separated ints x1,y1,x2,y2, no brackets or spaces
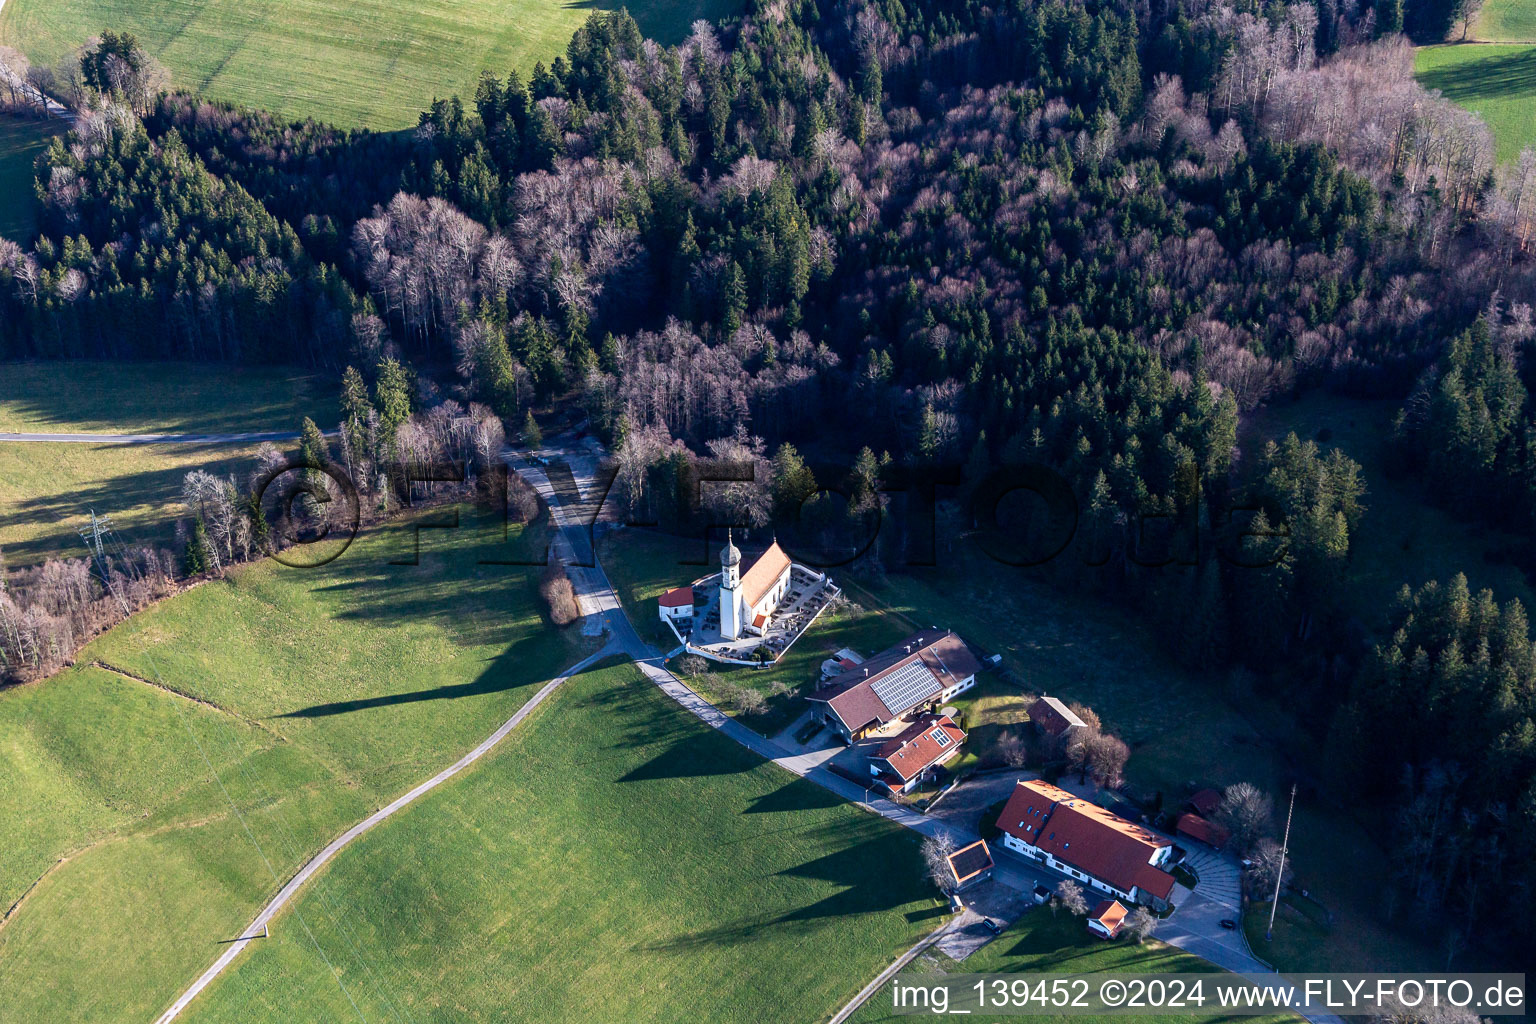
718,530,792,641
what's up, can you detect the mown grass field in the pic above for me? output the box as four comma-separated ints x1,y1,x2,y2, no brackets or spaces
0,517,577,1024
0,115,64,241
1414,42,1536,162
0,0,741,130
0,362,333,562
1474,0,1536,42
851,911,1301,1024
177,658,939,1024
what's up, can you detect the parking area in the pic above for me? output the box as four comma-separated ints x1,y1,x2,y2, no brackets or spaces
937,880,1037,961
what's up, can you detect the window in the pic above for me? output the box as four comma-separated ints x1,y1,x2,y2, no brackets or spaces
931,729,951,747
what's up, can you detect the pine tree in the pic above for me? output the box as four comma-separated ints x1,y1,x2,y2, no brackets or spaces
521,410,543,449
247,492,270,554
184,519,210,577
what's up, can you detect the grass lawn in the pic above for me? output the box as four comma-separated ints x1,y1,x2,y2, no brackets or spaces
850,910,1302,1024
0,115,64,242
0,0,741,130
177,659,941,1024
1474,0,1536,41
599,526,912,733
0,362,334,562
1414,43,1536,162
0,514,580,1024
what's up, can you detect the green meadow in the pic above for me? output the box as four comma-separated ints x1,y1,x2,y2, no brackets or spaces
0,0,741,130
0,518,575,1024
1474,0,1536,42
179,659,939,1024
0,362,333,562
0,115,64,241
1415,43,1536,162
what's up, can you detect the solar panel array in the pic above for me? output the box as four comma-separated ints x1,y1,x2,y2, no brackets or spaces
870,659,941,716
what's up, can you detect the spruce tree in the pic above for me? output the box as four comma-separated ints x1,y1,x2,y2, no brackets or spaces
184,519,210,577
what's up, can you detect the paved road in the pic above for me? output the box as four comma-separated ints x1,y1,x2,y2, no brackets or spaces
0,431,310,444
150,644,617,1024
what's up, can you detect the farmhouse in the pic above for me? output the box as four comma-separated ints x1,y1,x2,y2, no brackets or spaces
996,780,1177,909
868,714,966,792
1087,899,1129,939
1028,695,1087,739
945,839,994,891
808,629,981,742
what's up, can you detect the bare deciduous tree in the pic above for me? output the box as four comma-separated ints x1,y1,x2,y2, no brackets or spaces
1217,782,1274,855
921,830,959,892
1125,906,1158,943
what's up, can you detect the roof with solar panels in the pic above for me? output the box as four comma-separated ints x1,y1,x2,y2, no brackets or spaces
808,629,981,734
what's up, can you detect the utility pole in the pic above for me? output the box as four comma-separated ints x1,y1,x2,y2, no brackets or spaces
78,509,114,581
1266,782,1297,942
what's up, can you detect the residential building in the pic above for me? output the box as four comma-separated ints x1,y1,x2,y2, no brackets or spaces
1087,899,1128,939
996,780,1176,909
807,629,981,742
868,714,966,793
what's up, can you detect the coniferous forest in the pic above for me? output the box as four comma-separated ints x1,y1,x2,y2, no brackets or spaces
3,0,1536,959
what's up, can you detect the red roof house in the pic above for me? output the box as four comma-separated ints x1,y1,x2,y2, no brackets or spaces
869,714,966,792
1087,899,1129,939
997,780,1177,907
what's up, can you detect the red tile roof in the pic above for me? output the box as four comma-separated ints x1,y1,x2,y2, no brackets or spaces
1176,813,1230,849
1089,899,1128,935
658,586,693,608
1188,788,1221,816
872,714,965,782
740,541,791,609
999,780,1176,901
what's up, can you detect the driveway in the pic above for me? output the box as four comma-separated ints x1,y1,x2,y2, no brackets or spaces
929,768,1035,835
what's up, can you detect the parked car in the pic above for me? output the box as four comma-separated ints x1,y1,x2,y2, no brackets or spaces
1219,919,1238,930
1031,884,1052,904
982,917,1003,935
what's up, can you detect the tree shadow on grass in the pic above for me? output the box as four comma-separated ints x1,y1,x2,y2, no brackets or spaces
1418,46,1536,101
773,830,928,923
275,632,560,718
743,778,847,815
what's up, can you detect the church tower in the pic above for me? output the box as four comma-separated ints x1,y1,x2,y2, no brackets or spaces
719,529,743,640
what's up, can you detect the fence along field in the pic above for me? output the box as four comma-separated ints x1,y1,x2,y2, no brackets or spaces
0,0,741,129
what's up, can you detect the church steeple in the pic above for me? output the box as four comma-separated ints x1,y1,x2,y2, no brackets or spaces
721,528,741,589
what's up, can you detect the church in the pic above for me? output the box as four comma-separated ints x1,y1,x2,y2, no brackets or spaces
656,530,840,665
718,530,792,639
